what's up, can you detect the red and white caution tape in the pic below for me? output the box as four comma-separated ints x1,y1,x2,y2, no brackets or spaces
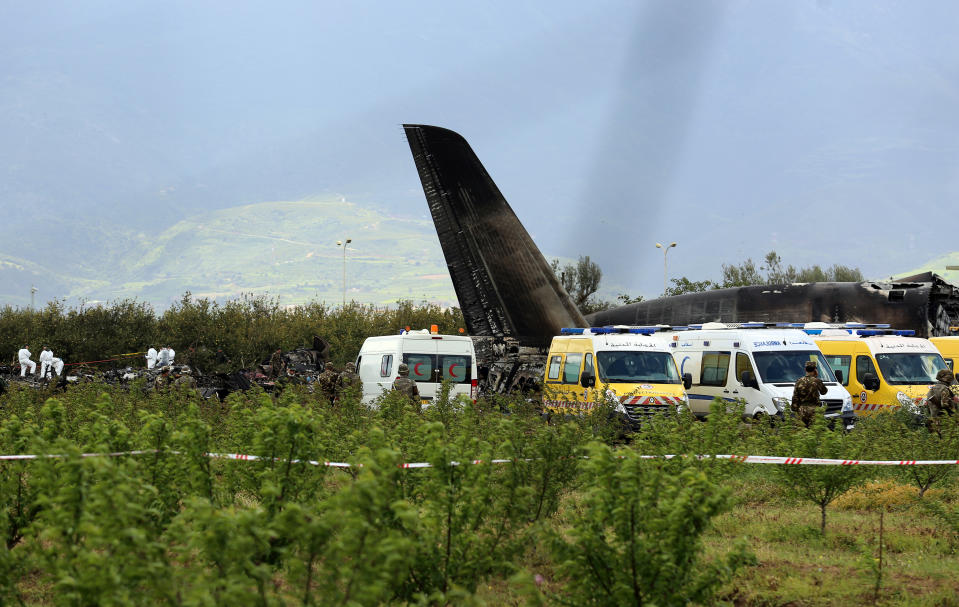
0,450,157,461
1,450,958,467
636,454,959,466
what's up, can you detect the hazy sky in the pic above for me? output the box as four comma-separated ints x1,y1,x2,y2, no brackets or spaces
2,0,958,299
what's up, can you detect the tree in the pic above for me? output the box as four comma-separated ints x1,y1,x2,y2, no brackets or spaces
719,258,764,288
615,293,644,305
770,416,869,533
720,251,863,288
544,443,752,606
550,256,606,314
664,277,715,297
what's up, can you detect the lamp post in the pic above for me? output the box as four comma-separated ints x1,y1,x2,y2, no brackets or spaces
336,239,352,305
655,242,677,296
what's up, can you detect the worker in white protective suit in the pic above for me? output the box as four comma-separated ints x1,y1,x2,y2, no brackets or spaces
156,346,172,367
51,356,64,377
17,346,36,377
146,346,158,369
39,346,54,379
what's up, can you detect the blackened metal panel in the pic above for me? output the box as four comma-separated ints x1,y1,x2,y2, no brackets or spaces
585,278,959,338
403,125,586,346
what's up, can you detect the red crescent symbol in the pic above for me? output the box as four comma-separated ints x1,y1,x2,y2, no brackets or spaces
448,363,460,375
414,363,423,375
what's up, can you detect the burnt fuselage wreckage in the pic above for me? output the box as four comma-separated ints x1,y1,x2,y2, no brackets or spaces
402,124,959,393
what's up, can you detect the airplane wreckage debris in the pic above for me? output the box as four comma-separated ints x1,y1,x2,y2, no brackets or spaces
0,338,331,400
402,124,959,394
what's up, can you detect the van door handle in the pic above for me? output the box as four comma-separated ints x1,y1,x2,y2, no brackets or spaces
723,389,730,393
731,390,739,394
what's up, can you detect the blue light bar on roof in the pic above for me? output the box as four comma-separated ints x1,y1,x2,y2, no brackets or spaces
560,328,585,335
741,322,764,328
858,329,884,336
844,322,866,328
895,330,916,336
803,329,823,335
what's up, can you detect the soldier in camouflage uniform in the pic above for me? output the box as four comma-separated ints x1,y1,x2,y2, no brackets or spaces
792,360,827,428
925,368,957,436
317,362,339,405
269,349,286,379
392,363,421,410
153,367,173,391
337,362,362,397
173,369,197,389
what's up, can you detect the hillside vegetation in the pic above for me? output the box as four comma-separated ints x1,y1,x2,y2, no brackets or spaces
894,251,959,283
0,198,456,308
0,296,465,368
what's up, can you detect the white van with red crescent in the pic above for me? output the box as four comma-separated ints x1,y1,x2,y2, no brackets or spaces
355,328,478,407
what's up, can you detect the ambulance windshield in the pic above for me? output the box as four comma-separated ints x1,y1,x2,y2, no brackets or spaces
753,351,835,384
875,353,946,385
596,351,681,384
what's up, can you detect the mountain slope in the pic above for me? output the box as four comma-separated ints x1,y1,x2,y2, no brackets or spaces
893,252,959,284
0,198,457,308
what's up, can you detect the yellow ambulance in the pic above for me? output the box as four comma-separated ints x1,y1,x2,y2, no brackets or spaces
929,336,959,371
543,327,691,427
808,323,948,414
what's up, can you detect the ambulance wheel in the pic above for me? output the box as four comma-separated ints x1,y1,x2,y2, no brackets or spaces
752,411,771,426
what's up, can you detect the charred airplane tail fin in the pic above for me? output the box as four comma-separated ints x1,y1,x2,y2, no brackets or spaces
403,124,585,347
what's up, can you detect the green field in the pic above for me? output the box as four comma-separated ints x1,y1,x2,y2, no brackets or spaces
2,381,959,606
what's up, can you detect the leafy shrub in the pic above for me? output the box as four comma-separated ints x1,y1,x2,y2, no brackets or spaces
542,442,753,606
769,416,869,533
835,480,942,511
1,295,466,369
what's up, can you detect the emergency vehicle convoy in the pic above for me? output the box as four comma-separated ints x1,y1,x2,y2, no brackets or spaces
353,321,953,424
807,323,949,414
543,327,691,427
660,323,855,424
542,323,857,427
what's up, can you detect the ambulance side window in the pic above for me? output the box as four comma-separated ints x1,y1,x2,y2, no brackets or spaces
700,352,730,386
547,355,562,381
827,355,851,386
855,356,876,384
735,353,755,384
380,355,393,377
584,353,594,376
563,353,583,384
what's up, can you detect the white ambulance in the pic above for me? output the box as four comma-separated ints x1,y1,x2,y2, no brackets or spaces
355,327,478,407
660,322,855,424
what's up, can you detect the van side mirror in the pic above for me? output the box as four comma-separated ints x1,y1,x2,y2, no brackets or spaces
863,372,880,391
833,369,843,384
683,372,692,390
740,370,759,390
580,371,595,388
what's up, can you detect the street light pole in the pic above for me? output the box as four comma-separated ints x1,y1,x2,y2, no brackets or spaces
655,242,677,296
336,239,352,305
